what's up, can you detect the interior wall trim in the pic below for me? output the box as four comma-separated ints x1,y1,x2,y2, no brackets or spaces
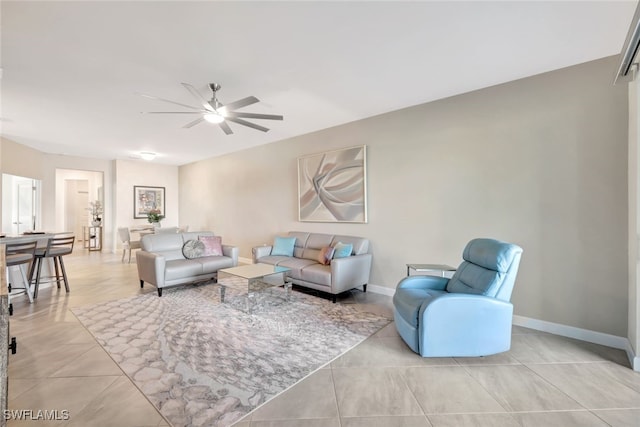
367,283,395,297
356,287,639,370
513,314,637,371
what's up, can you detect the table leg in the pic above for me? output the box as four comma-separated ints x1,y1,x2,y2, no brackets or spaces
284,281,292,301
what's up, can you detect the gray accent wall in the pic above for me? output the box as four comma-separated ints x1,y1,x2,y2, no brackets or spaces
179,56,628,337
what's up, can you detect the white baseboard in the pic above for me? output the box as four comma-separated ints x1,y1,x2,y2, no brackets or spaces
290,281,640,371
513,315,638,371
366,283,395,297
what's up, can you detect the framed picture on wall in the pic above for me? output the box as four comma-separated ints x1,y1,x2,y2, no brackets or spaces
134,186,165,219
298,145,368,223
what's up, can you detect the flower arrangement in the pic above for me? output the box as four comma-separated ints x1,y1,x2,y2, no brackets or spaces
147,208,165,224
88,200,103,222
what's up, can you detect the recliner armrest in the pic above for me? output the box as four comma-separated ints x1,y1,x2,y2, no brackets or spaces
419,294,514,357
397,275,449,291
252,245,273,262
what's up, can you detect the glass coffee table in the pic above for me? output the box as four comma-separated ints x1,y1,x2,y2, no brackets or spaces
217,263,292,312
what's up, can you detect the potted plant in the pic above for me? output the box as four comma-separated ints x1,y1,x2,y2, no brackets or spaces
147,208,165,227
88,200,103,226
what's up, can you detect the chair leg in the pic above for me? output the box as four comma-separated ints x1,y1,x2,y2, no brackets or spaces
128,249,132,263
58,256,70,293
17,265,33,303
33,257,43,299
6,266,34,304
54,257,61,289
121,249,126,263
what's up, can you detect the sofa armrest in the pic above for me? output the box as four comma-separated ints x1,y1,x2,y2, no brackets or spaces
396,275,449,291
252,245,272,263
222,245,239,266
330,253,372,294
136,251,166,287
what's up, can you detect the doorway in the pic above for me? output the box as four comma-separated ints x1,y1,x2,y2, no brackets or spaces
1,174,42,234
55,169,104,245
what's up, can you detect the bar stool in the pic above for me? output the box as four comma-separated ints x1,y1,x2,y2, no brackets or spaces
6,241,37,310
29,235,75,298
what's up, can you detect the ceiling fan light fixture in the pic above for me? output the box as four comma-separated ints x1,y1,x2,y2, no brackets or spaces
140,151,156,161
204,112,224,124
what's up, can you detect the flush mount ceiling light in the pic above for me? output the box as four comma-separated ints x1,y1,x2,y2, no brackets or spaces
138,82,283,135
140,152,156,161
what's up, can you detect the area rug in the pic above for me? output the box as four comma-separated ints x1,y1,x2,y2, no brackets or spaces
72,283,390,427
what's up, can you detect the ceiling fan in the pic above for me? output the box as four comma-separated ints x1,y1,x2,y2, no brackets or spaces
139,83,283,135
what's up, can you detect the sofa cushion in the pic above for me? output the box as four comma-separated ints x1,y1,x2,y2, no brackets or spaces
287,231,311,258
141,233,184,253
199,235,223,256
196,256,234,274
317,246,334,265
302,233,334,261
333,242,353,259
272,236,296,256
300,264,331,287
165,259,203,281
256,255,292,266
276,258,319,280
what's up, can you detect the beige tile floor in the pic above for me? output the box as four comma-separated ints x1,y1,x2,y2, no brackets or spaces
6,250,640,427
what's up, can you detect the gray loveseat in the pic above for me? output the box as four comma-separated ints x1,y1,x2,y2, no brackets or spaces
137,231,238,296
252,231,372,302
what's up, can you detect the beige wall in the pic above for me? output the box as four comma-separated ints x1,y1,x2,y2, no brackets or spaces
180,56,629,337
114,159,180,249
0,137,45,180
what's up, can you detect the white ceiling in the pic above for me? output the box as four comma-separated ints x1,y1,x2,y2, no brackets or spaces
1,1,637,166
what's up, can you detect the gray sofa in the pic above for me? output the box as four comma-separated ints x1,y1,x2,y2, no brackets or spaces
252,231,372,302
137,231,238,296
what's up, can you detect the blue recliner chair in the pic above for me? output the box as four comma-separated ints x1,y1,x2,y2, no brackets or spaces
393,238,523,357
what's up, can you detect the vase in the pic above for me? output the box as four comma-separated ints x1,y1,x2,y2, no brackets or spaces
91,220,102,227
153,222,161,230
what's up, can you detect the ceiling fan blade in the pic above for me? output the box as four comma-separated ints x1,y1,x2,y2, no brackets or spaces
181,83,214,111
221,96,259,111
218,121,233,135
137,92,202,111
142,111,205,114
225,117,270,132
183,117,205,129
224,112,283,121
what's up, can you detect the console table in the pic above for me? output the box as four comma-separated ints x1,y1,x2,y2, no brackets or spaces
406,263,457,277
83,226,102,251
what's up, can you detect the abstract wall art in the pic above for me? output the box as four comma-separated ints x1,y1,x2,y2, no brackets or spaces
298,145,367,223
134,186,165,219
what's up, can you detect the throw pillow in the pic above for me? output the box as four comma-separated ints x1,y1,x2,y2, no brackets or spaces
317,246,335,265
199,235,223,256
182,239,205,259
332,241,353,259
271,236,296,257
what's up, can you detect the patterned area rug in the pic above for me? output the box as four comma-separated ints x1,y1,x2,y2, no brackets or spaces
72,283,390,427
